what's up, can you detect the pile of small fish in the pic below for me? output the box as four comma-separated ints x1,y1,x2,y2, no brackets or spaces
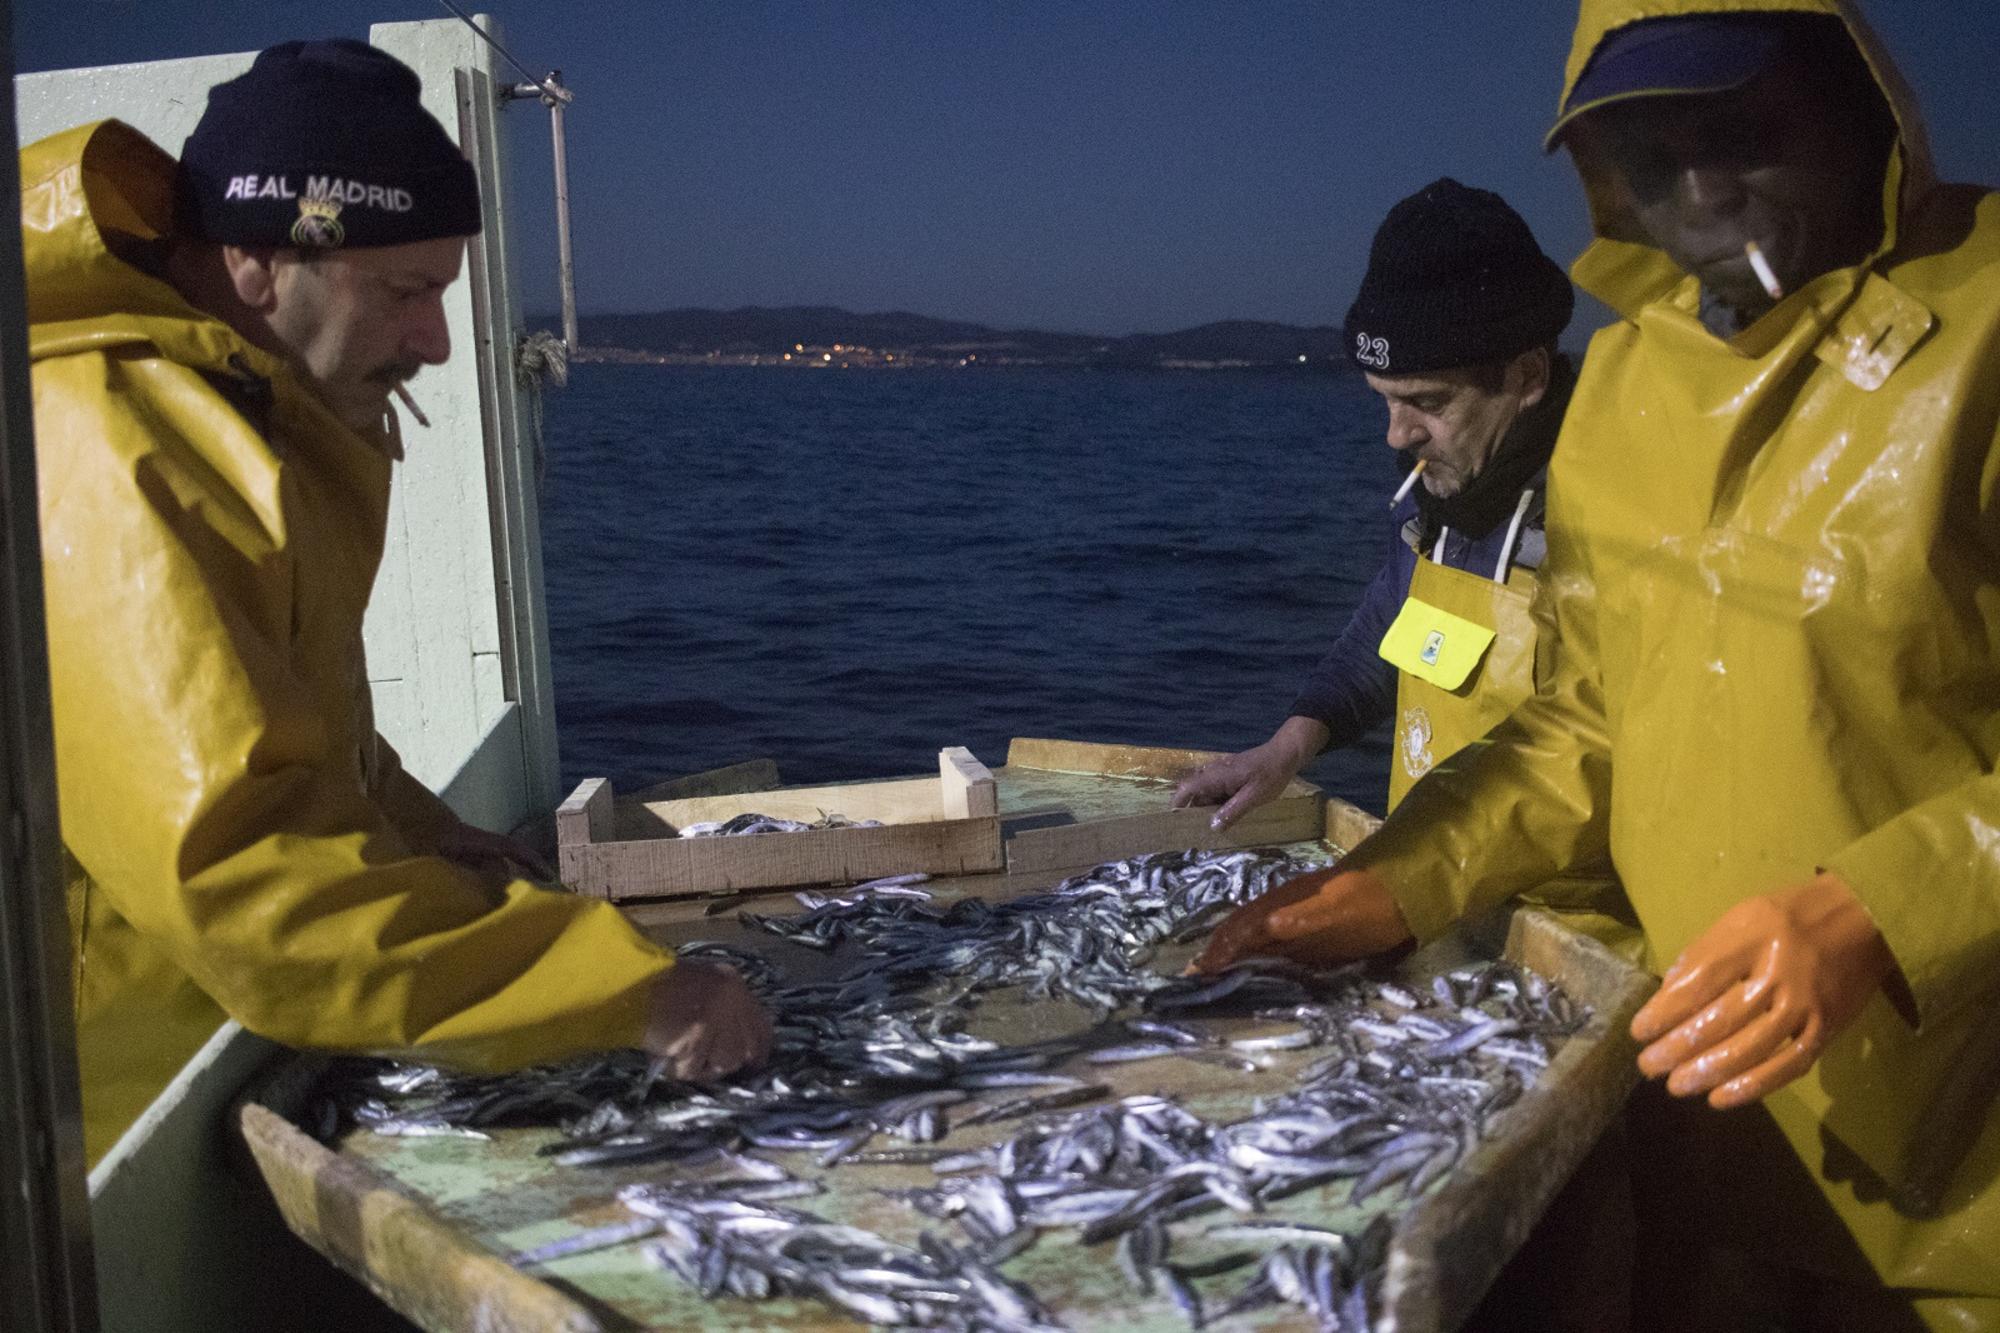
506,1152,1065,1330
320,848,1591,1331
862,960,1578,1328
677,811,885,837
637,1180,1060,1329
739,847,1327,1016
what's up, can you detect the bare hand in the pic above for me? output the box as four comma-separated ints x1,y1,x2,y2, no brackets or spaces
643,960,774,1082
435,821,557,882
1630,874,1895,1109
1171,718,1328,831
1190,865,1413,973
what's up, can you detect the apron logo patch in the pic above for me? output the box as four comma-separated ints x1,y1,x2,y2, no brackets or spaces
1419,630,1445,666
1400,706,1435,780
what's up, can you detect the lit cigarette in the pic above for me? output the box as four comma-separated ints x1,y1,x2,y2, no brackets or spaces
1744,241,1784,301
1389,459,1428,509
392,382,430,428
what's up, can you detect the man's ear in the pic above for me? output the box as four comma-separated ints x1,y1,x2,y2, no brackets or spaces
1512,345,1552,410
218,245,282,312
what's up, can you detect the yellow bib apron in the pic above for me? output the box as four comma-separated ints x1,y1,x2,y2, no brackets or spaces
1380,539,1642,958
1380,551,1536,811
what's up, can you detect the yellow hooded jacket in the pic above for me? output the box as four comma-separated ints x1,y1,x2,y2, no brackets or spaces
1345,0,2000,1300
24,120,676,1167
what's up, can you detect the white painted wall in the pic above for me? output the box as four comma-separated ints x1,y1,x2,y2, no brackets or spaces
363,19,512,791
373,16,563,824
14,51,252,149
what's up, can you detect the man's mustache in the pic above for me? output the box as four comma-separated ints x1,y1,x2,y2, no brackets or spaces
369,363,424,388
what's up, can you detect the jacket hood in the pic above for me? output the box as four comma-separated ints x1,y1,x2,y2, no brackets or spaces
22,119,293,387
1556,0,1937,321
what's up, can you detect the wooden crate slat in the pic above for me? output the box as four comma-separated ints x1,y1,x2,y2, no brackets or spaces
642,775,945,830
569,816,1002,900
554,778,616,900
939,745,998,818
1324,796,1383,854
551,748,1004,901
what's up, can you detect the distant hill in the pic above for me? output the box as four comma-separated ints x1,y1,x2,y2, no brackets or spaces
535,306,1347,370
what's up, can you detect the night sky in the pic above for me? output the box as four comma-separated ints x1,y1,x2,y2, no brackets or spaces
15,2,2000,337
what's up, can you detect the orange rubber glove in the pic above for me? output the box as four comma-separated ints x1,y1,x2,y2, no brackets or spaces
1190,865,1414,974
1630,872,1896,1109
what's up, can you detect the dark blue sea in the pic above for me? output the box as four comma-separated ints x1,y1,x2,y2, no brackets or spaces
540,365,1399,815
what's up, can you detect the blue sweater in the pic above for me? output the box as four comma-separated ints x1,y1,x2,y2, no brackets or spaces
1286,487,1546,749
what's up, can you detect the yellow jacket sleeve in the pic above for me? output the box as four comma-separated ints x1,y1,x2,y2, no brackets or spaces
1826,777,2000,1033
1345,459,1617,942
39,352,672,1071
1822,426,2000,1031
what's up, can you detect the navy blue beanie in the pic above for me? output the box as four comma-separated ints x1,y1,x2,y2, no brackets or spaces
176,39,482,250
1344,178,1572,377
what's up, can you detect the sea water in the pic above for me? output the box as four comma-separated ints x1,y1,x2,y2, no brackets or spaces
541,364,1397,814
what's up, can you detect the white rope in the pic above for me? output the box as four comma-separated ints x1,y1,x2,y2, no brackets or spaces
1493,488,1536,582
516,329,569,390
514,330,568,488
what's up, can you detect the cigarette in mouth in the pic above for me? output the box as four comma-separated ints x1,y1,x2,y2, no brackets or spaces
392,382,430,428
1390,459,1428,509
1744,241,1785,301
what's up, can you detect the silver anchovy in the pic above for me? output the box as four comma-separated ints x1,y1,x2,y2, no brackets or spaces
678,810,886,838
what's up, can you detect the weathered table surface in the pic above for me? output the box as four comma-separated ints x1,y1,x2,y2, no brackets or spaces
243,776,1653,1333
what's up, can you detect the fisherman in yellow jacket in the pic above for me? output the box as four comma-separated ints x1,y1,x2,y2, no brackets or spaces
1200,2,2000,1327
25,39,770,1168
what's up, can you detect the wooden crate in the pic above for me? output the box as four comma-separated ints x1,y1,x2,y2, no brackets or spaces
997,736,1324,873
1324,793,1384,854
239,905,1654,1333
555,746,1002,901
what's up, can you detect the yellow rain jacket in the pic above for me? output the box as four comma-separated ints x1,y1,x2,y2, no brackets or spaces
25,120,676,1167
1344,0,2000,1307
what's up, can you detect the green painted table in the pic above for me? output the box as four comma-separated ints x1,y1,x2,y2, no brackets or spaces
245,821,1651,1333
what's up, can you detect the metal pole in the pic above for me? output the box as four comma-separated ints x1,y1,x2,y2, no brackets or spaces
548,84,579,351
0,0,101,1325
439,4,578,354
